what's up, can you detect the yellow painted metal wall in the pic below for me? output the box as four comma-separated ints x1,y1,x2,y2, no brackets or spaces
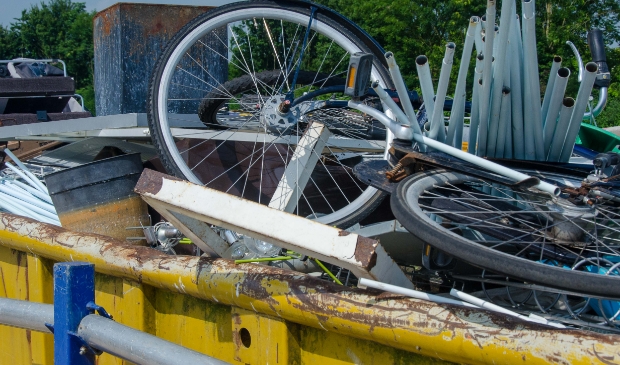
0,215,618,365
0,246,444,365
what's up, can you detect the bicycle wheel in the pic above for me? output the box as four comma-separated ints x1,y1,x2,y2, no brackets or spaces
148,0,392,228
391,169,620,298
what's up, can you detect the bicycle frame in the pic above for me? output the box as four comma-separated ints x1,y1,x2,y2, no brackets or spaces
347,54,561,196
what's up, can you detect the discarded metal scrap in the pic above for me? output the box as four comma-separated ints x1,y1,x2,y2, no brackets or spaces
133,168,414,289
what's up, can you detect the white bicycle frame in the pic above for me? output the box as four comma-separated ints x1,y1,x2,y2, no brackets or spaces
347,53,561,196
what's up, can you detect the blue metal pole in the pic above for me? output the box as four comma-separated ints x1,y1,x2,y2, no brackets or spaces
53,262,95,365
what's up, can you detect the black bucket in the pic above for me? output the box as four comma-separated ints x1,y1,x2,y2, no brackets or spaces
45,153,148,243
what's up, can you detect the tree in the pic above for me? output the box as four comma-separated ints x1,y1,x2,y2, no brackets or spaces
315,0,620,124
9,0,95,89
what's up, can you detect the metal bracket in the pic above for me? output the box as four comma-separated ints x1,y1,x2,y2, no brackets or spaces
86,301,113,320
68,331,103,356
44,322,55,334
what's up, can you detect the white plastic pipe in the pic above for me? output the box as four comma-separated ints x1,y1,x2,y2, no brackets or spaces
428,43,456,143
3,149,48,193
0,192,59,221
559,62,599,162
4,162,45,194
8,180,53,204
542,67,570,156
0,183,56,214
359,278,477,308
450,289,565,328
447,17,478,148
0,194,59,225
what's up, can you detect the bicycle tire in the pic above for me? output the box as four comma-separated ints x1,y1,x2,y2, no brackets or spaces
391,169,620,298
148,0,391,227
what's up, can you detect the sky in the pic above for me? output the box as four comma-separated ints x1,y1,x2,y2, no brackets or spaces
1,0,238,27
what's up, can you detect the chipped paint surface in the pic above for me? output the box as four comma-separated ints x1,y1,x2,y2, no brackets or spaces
134,169,415,288
0,214,618,365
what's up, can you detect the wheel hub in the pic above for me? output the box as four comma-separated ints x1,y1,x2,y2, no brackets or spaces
260,95,298,134
547,199,597,246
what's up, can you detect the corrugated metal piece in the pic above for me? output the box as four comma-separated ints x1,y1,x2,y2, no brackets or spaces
93,3,226,116
0,214,618,364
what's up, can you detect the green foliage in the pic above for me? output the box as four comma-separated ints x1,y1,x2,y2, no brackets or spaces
76,84,95,114
229,19,348,82
594,96,620,129
0,26,19,59
10,0,95,88
1,0,95,90
315,0,620,126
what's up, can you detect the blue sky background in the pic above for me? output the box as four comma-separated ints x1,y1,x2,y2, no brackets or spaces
1,0,237,27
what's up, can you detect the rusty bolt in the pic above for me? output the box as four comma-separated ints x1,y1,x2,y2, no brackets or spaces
278,99,291,113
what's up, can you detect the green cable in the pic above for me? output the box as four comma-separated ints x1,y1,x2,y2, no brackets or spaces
234,256,293,264
314,259,343,285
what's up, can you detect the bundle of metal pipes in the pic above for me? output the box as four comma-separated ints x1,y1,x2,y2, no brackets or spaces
417,0,598,162
0,148,60,225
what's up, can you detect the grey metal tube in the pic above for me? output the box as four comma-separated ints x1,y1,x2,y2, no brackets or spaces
474,20,483,54
541,56,562,125
559,62,598,162
348,99,559,196
411,133,560,196
495,87,512,158
542,67,570,156
348,100,414,141
522,0,544,160
566,41,584,83
372,81,422,135
477,0,496,157
547,98,575,162
415,55,436,129
0,297,53,333
583,87,608,119
428,43,456,142
78,315,230,365
485,0,514,158
468,54,484,154
509,14,524,159
385,52,416,127
269,257,322,273
504,99,513,159
448,17,478,148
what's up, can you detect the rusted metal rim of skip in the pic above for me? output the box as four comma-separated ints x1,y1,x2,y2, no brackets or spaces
0,214,617,365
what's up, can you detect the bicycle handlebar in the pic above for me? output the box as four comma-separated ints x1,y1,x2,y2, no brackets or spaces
587,29,611,88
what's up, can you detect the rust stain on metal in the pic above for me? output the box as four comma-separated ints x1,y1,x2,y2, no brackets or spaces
354,236,378,269
1,214,619,365
134,169,183,196
57,196,147,244
338,230,350,236
94,3,120,37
